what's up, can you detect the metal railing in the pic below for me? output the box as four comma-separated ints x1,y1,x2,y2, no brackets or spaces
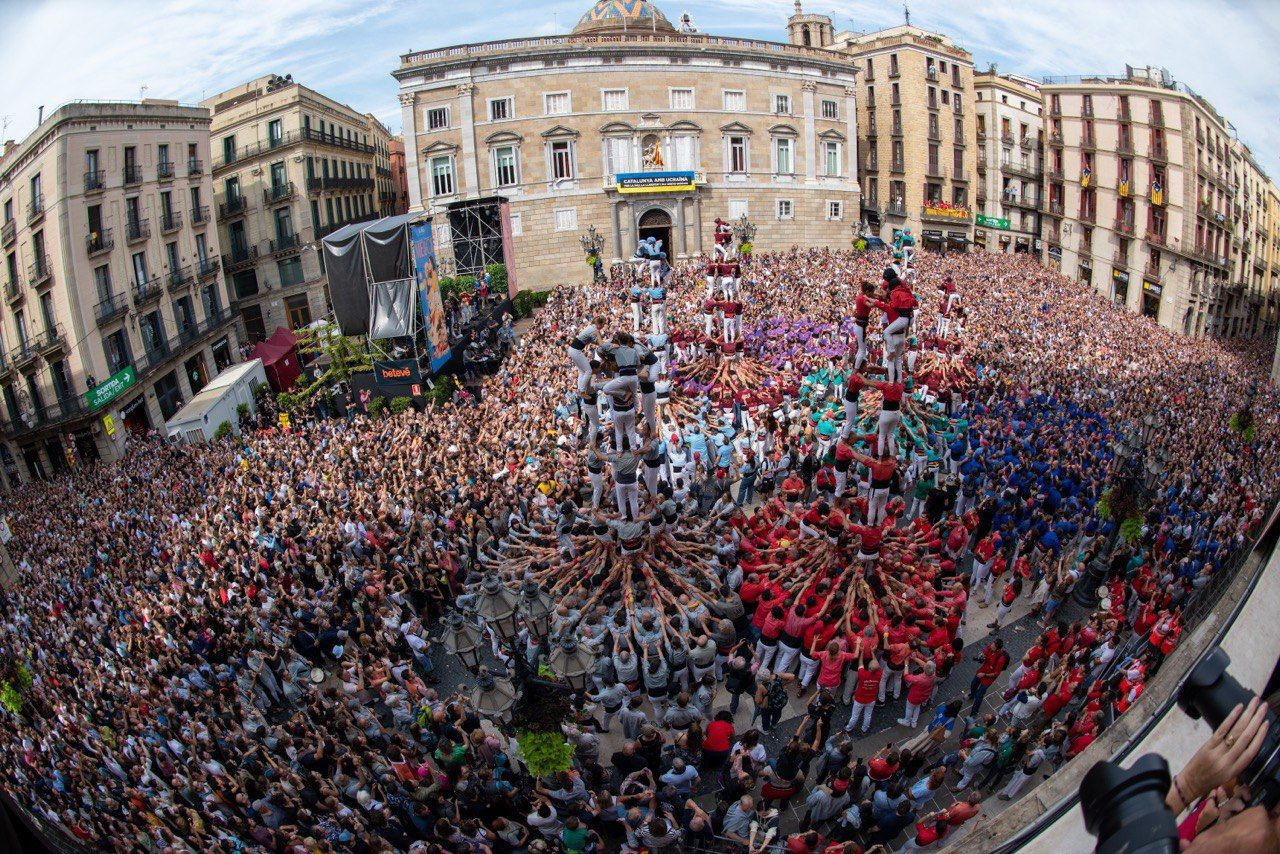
3,278,21,303
219,195,248,218
222,245,259,272
26,194,44,223
166,266,193,293
84,170,105,193
122,164,142,185
133,276,163,304
27,256,52,287
300,127,375,154
268,234,301,255
160,210,182,233
34,324,63,352
196,257,220,279
926,163,947,179
187,158,203,176
1000,132,1015,145
265,181,294,204
157,160,175,181
191,205,210,226
126,217,150,243
1,220,13,247
9,340,36,366
306,175,375,193
94,293,129,325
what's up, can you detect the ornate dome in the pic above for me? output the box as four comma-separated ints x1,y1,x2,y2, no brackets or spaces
573,0,676,34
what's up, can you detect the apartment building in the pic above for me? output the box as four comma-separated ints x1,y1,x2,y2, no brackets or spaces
1227,141,1279,340
388,136,409,216
1042,66,1243,332
367,114,397,217
0,101,238,482
834,24,978,251
201,75,386,342
973,72,1044,257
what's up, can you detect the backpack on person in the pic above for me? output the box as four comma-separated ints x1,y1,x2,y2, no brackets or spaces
766,678,789,710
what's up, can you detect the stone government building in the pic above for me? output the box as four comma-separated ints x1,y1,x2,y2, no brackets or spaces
394,0,862,290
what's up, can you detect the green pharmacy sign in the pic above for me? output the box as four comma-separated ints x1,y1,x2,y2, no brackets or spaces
976,214,1010,229
86,366,137,410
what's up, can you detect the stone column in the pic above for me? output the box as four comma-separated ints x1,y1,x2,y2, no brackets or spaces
802,81,817,183
693,195,704,254
456,83,479,194
611,200,623,261
399,92,422,211
675,197,687,257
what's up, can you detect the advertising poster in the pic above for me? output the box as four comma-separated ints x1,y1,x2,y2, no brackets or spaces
409,221,451,372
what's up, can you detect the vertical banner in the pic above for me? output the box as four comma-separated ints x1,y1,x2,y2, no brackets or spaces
410,221,452,373
499,200,519,299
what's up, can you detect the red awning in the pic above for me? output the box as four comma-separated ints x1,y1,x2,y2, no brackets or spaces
251,327,301,392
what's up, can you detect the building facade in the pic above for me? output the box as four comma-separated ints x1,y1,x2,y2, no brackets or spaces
388,136,409,215
973,72,1043,257
201,75,387,342
394,0,861,291
0,101,238,482
834,24,978,252
368,114,397,217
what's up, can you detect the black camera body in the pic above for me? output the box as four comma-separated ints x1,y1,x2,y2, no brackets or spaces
1079,648,1280,852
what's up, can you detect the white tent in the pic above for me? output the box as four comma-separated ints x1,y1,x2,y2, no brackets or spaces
164,359,268,444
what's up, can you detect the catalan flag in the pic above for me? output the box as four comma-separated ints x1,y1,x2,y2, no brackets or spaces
1151,177,1164,206
1081,165,1091,188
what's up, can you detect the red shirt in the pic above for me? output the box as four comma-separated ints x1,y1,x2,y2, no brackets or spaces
905,671,936,704
705,719,734,752
853,666,883,704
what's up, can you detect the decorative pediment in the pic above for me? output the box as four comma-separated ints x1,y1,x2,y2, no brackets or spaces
818,129,847,142
599,121,636,135
668,120,703,133
639,112,662,125
484,130,524,146
769,123,799,137
540,124,581,140
720,121,753,135
423,140,458,155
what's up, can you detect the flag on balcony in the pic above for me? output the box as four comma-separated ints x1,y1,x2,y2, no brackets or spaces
1118,179,1130,197
1151,178,1163,206
1081,165,1091,188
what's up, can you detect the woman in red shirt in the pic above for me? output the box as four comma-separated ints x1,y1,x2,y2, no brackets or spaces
701,710,735,769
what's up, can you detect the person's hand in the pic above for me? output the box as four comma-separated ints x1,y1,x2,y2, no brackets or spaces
1172,699,1270,811
1184,803,1280,852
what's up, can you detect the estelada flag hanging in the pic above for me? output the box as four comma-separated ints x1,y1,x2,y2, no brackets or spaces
1151,178,1164,206
1081,165,1091,188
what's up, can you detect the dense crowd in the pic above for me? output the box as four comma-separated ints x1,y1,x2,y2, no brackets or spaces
0,245,1276,854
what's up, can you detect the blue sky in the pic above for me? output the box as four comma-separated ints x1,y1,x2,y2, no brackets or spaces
1,0,1277,175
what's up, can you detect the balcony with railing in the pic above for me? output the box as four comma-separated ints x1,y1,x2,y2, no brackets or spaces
166,266,194,294
268,233,301,257
1002,192,1041,212
927,125,941,142
122,164,142,186
160,210,183,234
191,205,211,226
27,256,52,289
94,293,129,326
1146,229,1167,247
300,127,375,155
1002,161,1043,180
84,170,105,194
133,276,163,306
83,225,114,257
1050,131,1064,147
1114,216,1136,236
890,121,904,137
27,194,45,224
196,256,221,279
885,201,908,217
1,220,14,247
137,341,173,374
219,194,248,219
10,340,37,369
1145,260,1162,282
1117,137,1134,155
977,154,987,172
1046,200,1064,217
1080,134,1097,151
926,163,947,179
864,154,879,172
157,161,175,181
1000,132,1015,146
1079,208,1097,224
4,277,22,304
306,175,376,193
952,170,970,183
1151,110,1165,128
125,217,150,243
187,158,203,176
264,181,295,204
1047,165,1064,181
34,324,64,354
223,244,259,273
1151,144,1168,163
1020,137,1034,150
889,159,906,173
1114,247,1129,267
175,320,202,350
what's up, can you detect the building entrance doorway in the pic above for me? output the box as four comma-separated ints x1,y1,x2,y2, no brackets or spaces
637,208,672,258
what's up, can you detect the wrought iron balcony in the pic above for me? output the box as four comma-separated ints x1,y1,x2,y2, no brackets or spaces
927,126,941,142
1000,132,1015,146
976,131,987,144
1079,208,1097,224
10,341,38,368
166,266,194,293
885,202,908,217
300,127,375,155
1150,112,1165,128
952,170,970,183
890,159,905,173
196,257,221,279
123,164,143,186
125,217,150,243
1047,166,1064,181
219,195,248,219
133,276,163,305
157,161,175,181
306,175,375,193
191,205,211,226
27,256,52,289
176,322,202,349
34,324,64,354
1080,135,1097,151
1047,200,1064,217
1020,137,1034,150
268,233,301,256
27,194,45,224
1,220,13,247
926,67,939,81
4,278,23,304
1002,162,1043,180
1117,138,1134,155
222,245,259,273
84,170,106,194
160,210,183,233
264,181,295,204
94,293,129,326
187,158,203,176
1150,145,1168,164
926,163,947,179
1114,217,1136,236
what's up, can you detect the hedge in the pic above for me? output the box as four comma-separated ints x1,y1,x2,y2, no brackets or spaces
389,396,413,415
513,289,552,319
213,421,233,441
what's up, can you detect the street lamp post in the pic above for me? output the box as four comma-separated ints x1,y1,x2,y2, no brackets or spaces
579,225,606,284
441,610,484,672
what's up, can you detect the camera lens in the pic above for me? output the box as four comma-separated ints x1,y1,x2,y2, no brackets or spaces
1080,753,1180,854
1178,648,1280,809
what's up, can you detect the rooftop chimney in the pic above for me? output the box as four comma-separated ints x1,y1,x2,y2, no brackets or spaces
37,105,44,125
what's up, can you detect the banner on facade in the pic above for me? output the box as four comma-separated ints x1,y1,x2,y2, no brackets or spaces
86,366,137,411
976,214,1010,229
615,171,697,194
409,221,452,373
923,205,971,220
